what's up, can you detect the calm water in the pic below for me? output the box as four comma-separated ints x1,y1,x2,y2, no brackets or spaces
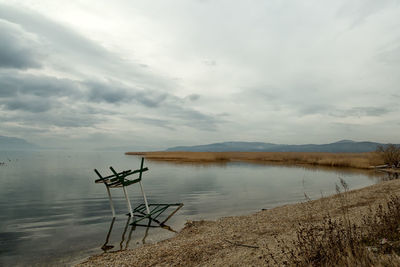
0,150,384,266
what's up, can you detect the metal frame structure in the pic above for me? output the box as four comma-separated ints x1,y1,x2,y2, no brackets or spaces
94,158,183,225
94,157,150,217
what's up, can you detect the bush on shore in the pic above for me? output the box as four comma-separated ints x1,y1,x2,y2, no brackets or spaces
377,144,400,168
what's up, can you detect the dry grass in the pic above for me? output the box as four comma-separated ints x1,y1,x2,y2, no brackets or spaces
274,179,400,266
126,151,383,169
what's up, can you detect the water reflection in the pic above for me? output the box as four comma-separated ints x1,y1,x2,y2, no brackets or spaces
149,159,384,179
0,151,389,266
101,216,177,253
378,171,400,181
101,217,115,252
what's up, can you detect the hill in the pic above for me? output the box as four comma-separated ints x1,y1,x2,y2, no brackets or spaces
166,140,388,153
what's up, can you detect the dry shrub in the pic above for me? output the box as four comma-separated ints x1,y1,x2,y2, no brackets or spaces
377,144,400,168
272,182,400,266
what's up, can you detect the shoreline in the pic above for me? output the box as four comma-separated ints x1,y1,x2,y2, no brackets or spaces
126,151,400,175
77,175,400,266
125,151,384,169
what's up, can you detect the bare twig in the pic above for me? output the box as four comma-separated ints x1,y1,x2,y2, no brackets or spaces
223,239,259,249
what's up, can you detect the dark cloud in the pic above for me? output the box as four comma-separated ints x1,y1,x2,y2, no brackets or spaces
203,59,216,66
331,107,390,118
3,98,52,113
133,91,168,107
1,109,102,128
298,105,390,118
128,116,175,130
166,106,223,131
186,94,200,101
0,3,227,146
0,70,222,133
85,81,131,104
0,72,79,98
0,4,177,92
84,80,168,107
298,104,331,115
0,20,42,69
0,5,111,66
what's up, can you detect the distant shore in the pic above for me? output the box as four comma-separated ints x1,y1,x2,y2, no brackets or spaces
126,151,384,169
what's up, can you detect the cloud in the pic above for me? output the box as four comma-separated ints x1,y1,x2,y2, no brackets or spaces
378,43,400,64
1,107,102,128
0,70,223,136
0,71,79,98
0,5,111,66
0,3,178,91
336,0,398,27
203,59,216,66
0,19,42,69
84,81,132,104
186,94,201,101
330,107,391,118
3,97,52,113
127,116,175,130
84,80,169,107
0,1,399,147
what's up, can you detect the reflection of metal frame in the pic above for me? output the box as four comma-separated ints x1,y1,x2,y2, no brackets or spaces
101,217,116,252
101,215,178,252
130,203,184,226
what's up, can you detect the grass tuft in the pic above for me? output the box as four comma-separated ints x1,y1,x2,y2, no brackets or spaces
270,182,400,266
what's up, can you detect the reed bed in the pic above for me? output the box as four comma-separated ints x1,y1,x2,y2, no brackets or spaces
126,151,383,169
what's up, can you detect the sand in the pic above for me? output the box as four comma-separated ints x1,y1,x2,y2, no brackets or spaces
76,176,400,266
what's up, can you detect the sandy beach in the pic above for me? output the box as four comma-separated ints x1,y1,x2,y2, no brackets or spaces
77,171,400,266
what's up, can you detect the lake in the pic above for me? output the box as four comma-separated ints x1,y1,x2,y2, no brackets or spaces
0,150,384,266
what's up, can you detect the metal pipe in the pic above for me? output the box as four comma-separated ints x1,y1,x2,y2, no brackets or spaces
161,203,183,225
106,186,116,217
138,158,151,214
123,186,134,217
139,181,151,214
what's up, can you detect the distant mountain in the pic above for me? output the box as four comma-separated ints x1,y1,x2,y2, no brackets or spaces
0,135,39,151
166,140,390,153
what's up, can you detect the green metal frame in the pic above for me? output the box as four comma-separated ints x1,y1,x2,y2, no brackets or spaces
94,164,149,188
94,157,183,223
94,157,150,217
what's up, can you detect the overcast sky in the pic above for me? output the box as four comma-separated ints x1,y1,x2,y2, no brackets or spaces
0,0,399,150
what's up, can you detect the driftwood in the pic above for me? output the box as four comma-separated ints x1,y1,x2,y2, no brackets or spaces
223,239,259,249
369,164,389,169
